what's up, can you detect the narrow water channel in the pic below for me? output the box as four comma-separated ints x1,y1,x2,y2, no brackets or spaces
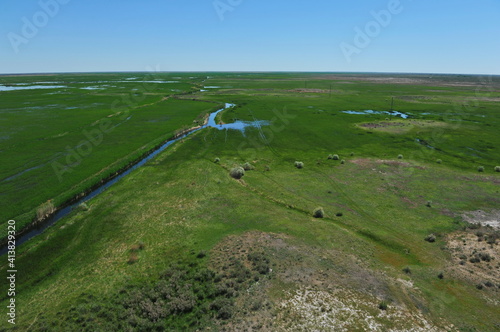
1,102,267,255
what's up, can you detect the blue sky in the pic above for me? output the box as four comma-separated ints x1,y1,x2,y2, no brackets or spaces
1,0,499,74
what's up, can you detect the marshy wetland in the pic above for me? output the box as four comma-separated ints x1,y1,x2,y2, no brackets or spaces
1,72,499,331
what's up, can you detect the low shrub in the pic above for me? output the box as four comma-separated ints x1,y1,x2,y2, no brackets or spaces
425,234,436,243
313,207,325,218
378,301,388,310
336,212,343,217
333,154,340,160
230,167,245,179
242,162,254,171
36,200,56,221
214,157,220,163
477,166,485,172
436,159,442,164
327,154,334,160
397,154,403,159
294,161,304,169
438,272,444,279
426,201,432,208
340,159,345,164
495,166,500,172
402,267,411,274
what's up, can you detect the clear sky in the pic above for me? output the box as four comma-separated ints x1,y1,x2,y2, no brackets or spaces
1,0,499,75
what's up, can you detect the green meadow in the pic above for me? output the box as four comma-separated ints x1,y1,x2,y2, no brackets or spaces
1,73,499,331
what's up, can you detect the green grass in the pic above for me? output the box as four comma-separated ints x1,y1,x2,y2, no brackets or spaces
0,73,222,236
1,72,500,331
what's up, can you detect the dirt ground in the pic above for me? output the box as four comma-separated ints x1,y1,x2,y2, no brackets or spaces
208,231,455,331
445,211,500,292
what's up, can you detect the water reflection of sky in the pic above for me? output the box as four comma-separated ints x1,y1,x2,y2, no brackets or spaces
342,110,409,119
206,103,270,135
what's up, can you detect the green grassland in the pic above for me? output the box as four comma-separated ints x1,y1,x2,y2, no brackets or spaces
0,73,222,236
1,73,499,331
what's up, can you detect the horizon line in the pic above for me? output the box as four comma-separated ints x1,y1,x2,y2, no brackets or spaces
1,70,499,77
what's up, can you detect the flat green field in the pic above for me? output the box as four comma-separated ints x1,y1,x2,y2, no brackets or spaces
1,73,499,331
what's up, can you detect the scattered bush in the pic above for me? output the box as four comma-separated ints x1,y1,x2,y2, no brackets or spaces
350,152,354,156
196,251,207,259
36,200,56,221
230,167,245,179
378,301,388,310
340,159,345,164
495,166,500,172
294,161,304,169
397,154,403,159
436,159,442,164
332,154,340,160
336,212,343,217
242,162,254,171
425,201,432,208
438,272,444,279
467,223,481,230
313,207,325,218
486,232,499,245
476,284,484,290
214,157,220,163
469,256,481,264
484,281,494,288
479,252,492,262
327,154,334,160
477,166,485,172
425,234,436,243
402,267,411,274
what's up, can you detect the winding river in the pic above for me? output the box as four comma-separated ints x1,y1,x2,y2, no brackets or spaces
1,102,267,255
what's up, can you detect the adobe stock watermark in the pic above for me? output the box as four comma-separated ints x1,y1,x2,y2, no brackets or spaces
213,0,243,21
51,66,163,183
7,0,71,54
340,0,409,63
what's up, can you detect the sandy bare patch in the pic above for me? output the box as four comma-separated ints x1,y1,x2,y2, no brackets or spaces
277,287,452,332
445,230,500,290
462,210,500,229
208,231,453,331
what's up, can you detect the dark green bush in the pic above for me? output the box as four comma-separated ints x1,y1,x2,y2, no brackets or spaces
230,167,245,179
478,166,485,172
313,207,325,218
294,161,304,169
378,301,388,310
242,162,254,171
425,234,436,243
214,157,220,163
397,154,403,159
495,166,500,172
